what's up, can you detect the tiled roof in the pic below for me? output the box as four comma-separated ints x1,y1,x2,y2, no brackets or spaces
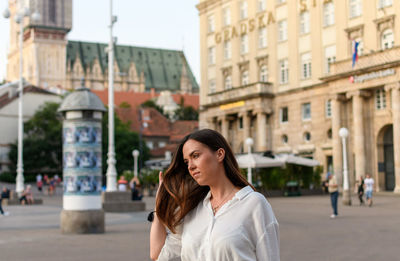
92,90,199,110
0,85,57,109
93,90,199,157
67,40,199,93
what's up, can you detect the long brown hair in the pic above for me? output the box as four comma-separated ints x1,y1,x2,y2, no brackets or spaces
156,129,253,233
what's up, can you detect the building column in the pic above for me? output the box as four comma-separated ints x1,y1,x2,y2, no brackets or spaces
219,115,229,140
255,111,267,152
346,91,369,184
386,83,400,193
331,95,343,181
239,111,250,152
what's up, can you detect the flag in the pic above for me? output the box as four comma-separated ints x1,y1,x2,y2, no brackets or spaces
352,41,359,68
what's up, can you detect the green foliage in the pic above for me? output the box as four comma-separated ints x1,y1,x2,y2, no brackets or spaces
8,102,63,181
119,101,131,108
141,99,164,115
101,111,150,175
0,172,16,183
121,170,134,181
174,97,199,121
256,165,322,190
139,168,159,187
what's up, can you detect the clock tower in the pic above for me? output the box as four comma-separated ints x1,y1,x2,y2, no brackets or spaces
6,0,72,88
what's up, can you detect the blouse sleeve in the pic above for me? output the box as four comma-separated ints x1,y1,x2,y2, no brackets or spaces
157,229,182,261
255,221,280,261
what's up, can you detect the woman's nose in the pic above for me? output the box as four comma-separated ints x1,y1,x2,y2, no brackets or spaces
188,161,196,170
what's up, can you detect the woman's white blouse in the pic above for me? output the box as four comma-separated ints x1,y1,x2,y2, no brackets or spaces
157,186,280,261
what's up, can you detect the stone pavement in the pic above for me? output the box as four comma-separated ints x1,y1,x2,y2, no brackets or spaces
0,184,399,261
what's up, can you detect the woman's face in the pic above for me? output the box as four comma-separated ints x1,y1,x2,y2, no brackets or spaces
182,139,224,186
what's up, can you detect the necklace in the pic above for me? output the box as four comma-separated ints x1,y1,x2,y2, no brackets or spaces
211,188,236,215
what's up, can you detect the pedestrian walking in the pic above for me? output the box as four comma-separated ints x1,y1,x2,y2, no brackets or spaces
364,174,374,207
0,187,10,216
150,129,280,261
356,176,364,206
327,173,339,218
36,173,43,192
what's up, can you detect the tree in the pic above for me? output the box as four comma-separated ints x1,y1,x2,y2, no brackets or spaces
8,102,149,183
9,102,63,181
174,97,199,121
141,99,165,115
101,111,150,175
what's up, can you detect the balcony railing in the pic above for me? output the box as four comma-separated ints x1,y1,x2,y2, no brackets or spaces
327,46,400,80
205,82,273,107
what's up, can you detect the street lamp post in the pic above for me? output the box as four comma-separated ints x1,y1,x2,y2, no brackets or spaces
3,3,40,194
106,0,118,192
132,149,139,178
245,137,254,185
339,127,351,205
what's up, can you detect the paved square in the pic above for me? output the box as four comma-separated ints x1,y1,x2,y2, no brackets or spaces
0,191,398,261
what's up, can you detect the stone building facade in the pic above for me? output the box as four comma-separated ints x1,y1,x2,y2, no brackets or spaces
197,0,400,192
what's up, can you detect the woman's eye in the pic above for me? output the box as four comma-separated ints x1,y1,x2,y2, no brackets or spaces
193,154,199,159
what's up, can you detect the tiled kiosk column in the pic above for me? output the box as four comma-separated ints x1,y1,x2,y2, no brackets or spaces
386,83,400,193
58,86,106,234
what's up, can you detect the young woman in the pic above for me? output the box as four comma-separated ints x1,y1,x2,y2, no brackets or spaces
150,129,280,261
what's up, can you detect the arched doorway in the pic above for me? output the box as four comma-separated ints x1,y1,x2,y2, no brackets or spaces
383,127,395,191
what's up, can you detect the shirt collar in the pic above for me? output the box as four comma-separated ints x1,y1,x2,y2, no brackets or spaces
203,185,254,206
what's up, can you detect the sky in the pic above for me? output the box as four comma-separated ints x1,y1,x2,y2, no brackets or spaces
0,0,200,83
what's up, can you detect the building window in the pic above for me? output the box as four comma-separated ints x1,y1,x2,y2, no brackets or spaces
349,0,362,18
282,134,288,144
327,129,332,139
258,27,267,49
240,34,249,54
240,1,248,19
325,99,332,118
325,45,336,74
304,132,311,142
208,47,215,65
209,79,216,93
323,2,335,27
278,20,288,42
279,59,289,84
381,29,394,50
146,141,154,150
258,0,266,11
239,117,243,129
375,89,386,110
260,65,268,82
207,15,215,33
241,70,249,85
299,11,310,35
49,0,56,23
379,0,392,8
223,6,231,26
159,141,166,148
225,75,232,90
302,103,311,120
224,41,231,60
301,53,312,79
280,107,288,123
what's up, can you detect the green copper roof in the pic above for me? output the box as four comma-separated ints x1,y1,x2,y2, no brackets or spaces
66,41,199,93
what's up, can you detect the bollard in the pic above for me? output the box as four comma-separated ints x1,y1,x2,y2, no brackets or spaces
58,83,106,234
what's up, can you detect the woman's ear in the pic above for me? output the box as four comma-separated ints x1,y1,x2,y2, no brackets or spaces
216,148,225,163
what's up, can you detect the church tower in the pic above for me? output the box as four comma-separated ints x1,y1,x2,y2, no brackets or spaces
6,0,72,88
